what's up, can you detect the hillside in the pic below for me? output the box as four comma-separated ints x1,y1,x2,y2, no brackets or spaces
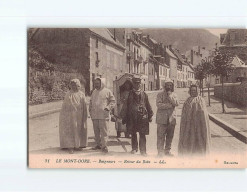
141,28,220,53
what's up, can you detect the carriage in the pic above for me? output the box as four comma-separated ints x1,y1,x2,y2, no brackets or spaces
112,73,134,138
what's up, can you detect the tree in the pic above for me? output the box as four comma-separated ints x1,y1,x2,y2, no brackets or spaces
194,63,206,96
212,50,235,113
201,58,215,106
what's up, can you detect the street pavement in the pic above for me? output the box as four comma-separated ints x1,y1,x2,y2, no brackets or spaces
29,88,247,158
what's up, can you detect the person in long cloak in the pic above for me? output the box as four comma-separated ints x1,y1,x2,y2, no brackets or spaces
178,85,211,157
59,79,88,154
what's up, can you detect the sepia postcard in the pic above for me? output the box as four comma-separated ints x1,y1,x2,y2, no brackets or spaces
28,28,247,168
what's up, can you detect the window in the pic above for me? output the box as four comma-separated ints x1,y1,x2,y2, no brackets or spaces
107,52,110,68
96,39,98,48
95,52,99,67
114,55,117,70
96,52,99,60
119,57,123,71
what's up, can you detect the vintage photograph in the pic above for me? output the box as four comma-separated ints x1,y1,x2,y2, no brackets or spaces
28,28,247,168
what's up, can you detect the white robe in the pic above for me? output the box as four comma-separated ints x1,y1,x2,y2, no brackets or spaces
178,96,211,157
59,90,88,148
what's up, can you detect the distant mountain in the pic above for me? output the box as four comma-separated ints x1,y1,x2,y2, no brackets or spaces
140,29,220,53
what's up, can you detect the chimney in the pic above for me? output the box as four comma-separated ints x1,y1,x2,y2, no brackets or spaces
169,45,172,50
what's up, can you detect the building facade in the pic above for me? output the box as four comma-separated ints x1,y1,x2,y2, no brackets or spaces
165,46,178,88
219,29,247,83
187,62,196,86
89,29,126,92
30,28,126,95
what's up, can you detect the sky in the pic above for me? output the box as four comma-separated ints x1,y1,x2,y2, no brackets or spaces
206,29,227,37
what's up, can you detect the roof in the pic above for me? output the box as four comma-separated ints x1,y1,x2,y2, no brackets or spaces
165,48,178,59
171,49,187,65
150,38,158,44
232,55,246,67
89,28,125,50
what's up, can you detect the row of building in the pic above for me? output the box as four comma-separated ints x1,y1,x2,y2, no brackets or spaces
29,28,207,94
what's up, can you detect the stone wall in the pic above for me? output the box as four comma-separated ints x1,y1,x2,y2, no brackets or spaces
214,81,247,106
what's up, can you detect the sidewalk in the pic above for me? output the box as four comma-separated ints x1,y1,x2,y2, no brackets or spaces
204,91,247,143
28,100,63,117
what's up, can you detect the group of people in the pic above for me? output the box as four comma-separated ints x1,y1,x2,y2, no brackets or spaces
59,76,211,158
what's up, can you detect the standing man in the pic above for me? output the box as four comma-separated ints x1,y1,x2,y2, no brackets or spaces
121,75,153,156
89,77,116,153
156,78,179,157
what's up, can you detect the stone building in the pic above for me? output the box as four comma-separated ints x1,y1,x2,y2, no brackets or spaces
151,42,170,89
165,46,178,88
219,29,247,83
125,29,156,91
227,56,247,83
220,29,247,63
187,62,196,86
171,49,189,88
29,28,126,95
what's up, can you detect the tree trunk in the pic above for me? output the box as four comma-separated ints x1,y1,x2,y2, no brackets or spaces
208,75,211,106
208,86,211,106
221,76,225,113
202,80,204,97
200,80,202,95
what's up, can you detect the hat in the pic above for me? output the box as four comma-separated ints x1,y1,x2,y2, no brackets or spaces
132,75,141,83
70,79,81,87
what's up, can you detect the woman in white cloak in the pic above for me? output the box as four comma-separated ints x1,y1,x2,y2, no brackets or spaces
59,79,88,154
178,85,211,157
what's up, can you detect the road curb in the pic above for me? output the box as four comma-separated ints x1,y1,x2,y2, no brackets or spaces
29,108,61,119
209,113,247,144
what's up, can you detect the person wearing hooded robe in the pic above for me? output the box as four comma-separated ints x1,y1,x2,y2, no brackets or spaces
156,78,179,157
178,85,211,157
89,77,116,153
59,79,88,154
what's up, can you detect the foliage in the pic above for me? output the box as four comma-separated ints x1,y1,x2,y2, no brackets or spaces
212,50,235,78
28,48,85,105
194,63,206,81
211,50,235,113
